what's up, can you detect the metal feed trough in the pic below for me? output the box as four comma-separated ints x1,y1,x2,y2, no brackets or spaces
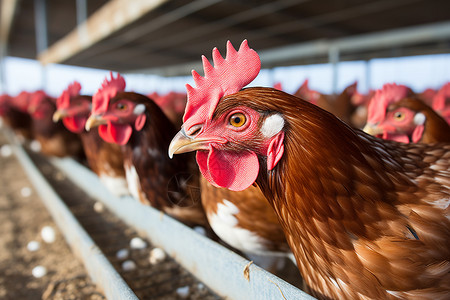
8,129,314,300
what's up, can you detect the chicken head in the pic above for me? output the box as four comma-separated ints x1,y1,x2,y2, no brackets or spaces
169,40,285,191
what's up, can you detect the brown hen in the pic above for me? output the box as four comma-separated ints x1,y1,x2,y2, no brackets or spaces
86,73,207,227
170,40,450,299
53,82,129,197
294,79,358,126
0,92,33,140
28,90,84,158
364,95,450,144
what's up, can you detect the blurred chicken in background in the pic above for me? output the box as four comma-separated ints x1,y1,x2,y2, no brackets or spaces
0,91,33,140
27,90,84,158
86,73,208,228
364,83,450,143
53,81,129,197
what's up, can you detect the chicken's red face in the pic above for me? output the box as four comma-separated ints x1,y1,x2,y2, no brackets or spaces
86,94,147,145
28,92,54,120
364,96,431,143
104,98,144,124
375,106,424,143
54,82,92,133
183,105,261,150
57,97,92,133
181,105,263,191
170,92,285,192
85,73,147,145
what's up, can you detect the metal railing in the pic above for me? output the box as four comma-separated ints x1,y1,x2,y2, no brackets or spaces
7,129,314,300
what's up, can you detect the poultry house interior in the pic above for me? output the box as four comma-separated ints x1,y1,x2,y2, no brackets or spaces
0,0,449,299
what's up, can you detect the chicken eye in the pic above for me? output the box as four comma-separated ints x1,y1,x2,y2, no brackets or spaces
116,103,127,110
229,113,246,127
394,111,405,121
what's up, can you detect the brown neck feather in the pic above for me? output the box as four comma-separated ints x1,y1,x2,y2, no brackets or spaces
225,88,407,237
222,87,448,299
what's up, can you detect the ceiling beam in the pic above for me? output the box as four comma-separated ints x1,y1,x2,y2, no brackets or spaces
125,0,311,51
134,21,450,76
77,0,308,65
130,0,423,74
259,20,450,66
66,0,223,63
0,0,20,56
37,0,169,65
192,0,422,52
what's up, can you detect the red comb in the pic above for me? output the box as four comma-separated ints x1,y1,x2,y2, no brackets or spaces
0,94,11,110
29,90,47,108
432,82,450,111
183,40,261,132
273,82,283,91
295,79,320,104
57,81,81,110
92,72,126,115
12,91,31,112
367,83,410,124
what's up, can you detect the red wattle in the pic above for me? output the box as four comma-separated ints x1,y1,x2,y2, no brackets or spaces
196,146,259,191
109,123,133,145
412,125,424,143
98,124,115,143
63,116,86,133
98,122,132,145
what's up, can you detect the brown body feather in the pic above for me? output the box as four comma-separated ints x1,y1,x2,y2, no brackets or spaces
2,107,33,139
0,94,33,139
80,130,126,180
219,88,450,299
115,92,208,227
32,97,84,158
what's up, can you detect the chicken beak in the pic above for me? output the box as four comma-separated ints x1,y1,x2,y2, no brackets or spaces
52,110,67,123
363,123,384,136
28,106,36,114
168,128,210,159
85,115,107,131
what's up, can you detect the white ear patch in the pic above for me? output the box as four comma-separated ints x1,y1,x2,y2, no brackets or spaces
133,103,146,115
260,114,284,138
414,112,426,125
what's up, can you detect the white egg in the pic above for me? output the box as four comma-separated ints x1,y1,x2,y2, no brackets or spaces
30,140,42,152
121,260,136,271
176,286,190,298
149,247,166,264
130,237,147,249
116,248,129,260
41,226,56,243
0,144,12,157
93,201,104,213
20,187,32,197
27,240,40,252
32,266,47,278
